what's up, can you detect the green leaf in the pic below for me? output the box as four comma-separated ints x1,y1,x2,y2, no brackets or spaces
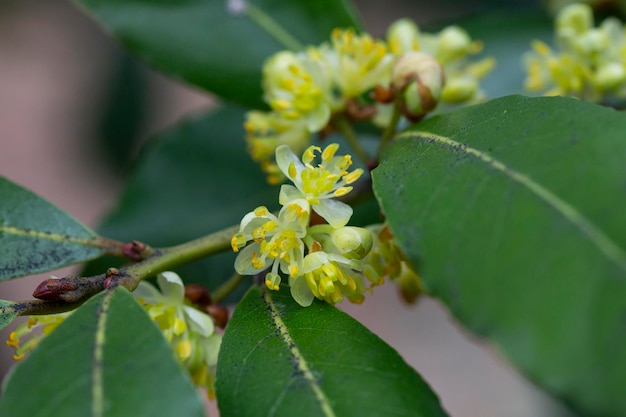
83,105,278,295
372,95,626,417
0,288,204,417
75,0,362,107
216,285,448,417
0,301,18,331
0,178,112,281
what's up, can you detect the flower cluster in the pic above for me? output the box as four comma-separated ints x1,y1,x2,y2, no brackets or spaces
134,272,222,398
387,19,495,104
363,224,424,304
245,21,493,181
5,272,222,397
232,143,382,306
5,313,69,361
525,3,626,101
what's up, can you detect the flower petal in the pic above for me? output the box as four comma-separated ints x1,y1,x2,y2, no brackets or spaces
303,251,327,273
204,333,222,367
157,271,185,303
276,145,305,184
305,102,331,132
289,275,315,307
314,199,353,228
132,281,163,303
278,198,311,237
183,306,215,337
279,184,304,206
234,243,268,275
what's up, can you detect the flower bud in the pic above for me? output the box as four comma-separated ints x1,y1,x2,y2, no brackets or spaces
387,18,420,54
330,226,373,260
437,26,474,63
441,77,478,103
594,62,626,90
397,263,423,304
391,51,444,120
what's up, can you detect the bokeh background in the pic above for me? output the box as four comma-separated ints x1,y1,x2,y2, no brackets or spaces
0,0,578,415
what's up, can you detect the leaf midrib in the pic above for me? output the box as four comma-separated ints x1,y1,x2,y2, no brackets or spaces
397,130,626,273
263,289,337,417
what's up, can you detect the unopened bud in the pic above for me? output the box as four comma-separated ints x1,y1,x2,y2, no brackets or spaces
437,26,473,63
441,77,478,103
33,277,78,301
392,51,444,120
594,62,626,90
387,18,420,54
206,304,229,329
397,263,423,304
185,283,213,307
330,227,373,260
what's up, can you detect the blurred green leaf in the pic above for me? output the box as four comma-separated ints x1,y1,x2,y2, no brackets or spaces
96,50,149,172
217,285,448,417
84,105,278,295
0,178,112,281
0,301,18,331
0,288,204,417
462,11,552,99
75,0,362,107
372,95,626,417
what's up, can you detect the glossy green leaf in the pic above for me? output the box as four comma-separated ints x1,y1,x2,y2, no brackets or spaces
217,285,448,417
372,95,626,417
0,301,18,331
83,105,278,294
0,178,112,281
75,0,362,107
0,288,204,417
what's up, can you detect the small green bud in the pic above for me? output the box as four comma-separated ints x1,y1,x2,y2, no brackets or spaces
397,263,423,304
330,226,373,260
391,51,444,120
441,77,478,103
387,18,420,54
437,26,473,63
594,62,626,90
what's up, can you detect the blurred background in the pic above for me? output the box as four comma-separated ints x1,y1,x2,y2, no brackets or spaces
0,0,580,415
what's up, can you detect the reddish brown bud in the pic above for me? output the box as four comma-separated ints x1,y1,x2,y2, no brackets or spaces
104,268,121,289
372,84,396,103
367,159,379,171
184,284,212,307
122,240,148,262
345,99,377,120
206,304,229,329
33,278,78,301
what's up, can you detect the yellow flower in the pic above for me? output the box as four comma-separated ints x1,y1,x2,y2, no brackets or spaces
134,272,221,396
263,51,332,132
5,314,68,361
275,143,363,228
320,28,394,98
232,201,311,288
524,3,626,101
362,224,424,304
291,251,366,306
